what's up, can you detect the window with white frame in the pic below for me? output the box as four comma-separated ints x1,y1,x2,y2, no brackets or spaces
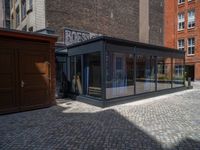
178,13,185,30
175,65,184,77
188,38,195,55
188,10,195,28
178,0,185,4
21,0,26,20
178,39,185,51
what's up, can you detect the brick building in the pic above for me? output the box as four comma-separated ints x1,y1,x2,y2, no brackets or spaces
165,0,200,80
10,0,164,46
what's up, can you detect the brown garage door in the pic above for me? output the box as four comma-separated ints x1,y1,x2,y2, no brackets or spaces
0,29,56,115
19,50,50,111
0,49,18,113
0,45,51,114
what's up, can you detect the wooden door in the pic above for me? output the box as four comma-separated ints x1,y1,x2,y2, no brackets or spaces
19,50,50,110
0,49,18,113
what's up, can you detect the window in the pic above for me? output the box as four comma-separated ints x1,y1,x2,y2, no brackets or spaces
136,55,156,94
178,13,185,31
178,39,185,51
175,65,184,77
188,10,195,28
84,52,102,98
16,6,20,27
106,51,134,99
22,25,27,31
11,14,14,28
29,0,33,9
173,59,185,87
188,38,195,55
178,0,185,4
6,21,10,29
21,0,26,20
157,57,172,90
28,26,33,32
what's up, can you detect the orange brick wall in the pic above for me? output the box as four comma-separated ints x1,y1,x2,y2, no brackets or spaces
164,0,200,80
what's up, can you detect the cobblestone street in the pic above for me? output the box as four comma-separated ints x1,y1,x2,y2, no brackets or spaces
0,83,200,150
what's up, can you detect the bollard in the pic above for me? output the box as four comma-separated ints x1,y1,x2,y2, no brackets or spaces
188,77,191,87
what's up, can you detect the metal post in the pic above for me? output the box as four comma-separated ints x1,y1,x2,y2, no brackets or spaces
133,47,136,95
155,56,158,91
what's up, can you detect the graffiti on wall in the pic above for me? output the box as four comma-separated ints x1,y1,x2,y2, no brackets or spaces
64,28,101,46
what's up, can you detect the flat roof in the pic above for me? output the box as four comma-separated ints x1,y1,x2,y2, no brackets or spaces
67,36,184,54
0,28,58,42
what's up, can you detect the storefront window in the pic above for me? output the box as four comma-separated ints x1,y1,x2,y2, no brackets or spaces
173,58,185,87
106,51,134,99
157,57,172,90
70,56,82,94
84,52,102,98
136,55,155,94
56,56,67,97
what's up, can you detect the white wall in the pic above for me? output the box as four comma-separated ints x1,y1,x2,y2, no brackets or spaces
34,0,45,31
15,0,46,31
0,0,4,27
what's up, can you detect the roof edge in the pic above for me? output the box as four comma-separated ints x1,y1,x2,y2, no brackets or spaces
0,28,58,42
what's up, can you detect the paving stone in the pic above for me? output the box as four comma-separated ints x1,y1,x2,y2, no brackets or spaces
0,83,200,149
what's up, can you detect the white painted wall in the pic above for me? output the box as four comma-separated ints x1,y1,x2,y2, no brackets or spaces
14,0,45,31
0,0,4,27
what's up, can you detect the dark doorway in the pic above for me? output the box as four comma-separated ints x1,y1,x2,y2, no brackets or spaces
56,55,68,98
185,65,195,81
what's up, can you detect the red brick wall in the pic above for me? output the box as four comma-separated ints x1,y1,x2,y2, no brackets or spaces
164,0,176,49
164,0,200,80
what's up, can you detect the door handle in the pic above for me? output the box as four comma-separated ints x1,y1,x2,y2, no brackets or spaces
45,61,51,81
21,80,25,88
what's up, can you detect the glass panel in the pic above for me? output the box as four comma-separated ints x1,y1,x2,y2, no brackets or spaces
84,52,102,98
69,56,82,95
70,56,76,94
106,51,134,99
76,56,82,94
136,55,155,94
157,57,172,90
56,56,67,97
173,58,185,87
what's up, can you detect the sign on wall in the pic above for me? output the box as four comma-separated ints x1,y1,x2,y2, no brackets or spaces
64,28,101,46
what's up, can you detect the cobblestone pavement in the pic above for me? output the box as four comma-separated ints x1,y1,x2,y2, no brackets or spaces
0,83,200,150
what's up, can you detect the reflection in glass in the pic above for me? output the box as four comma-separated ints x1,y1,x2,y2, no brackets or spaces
84,52,102,98
173,58,185,87
70,56,82,94
70,56,76,93
106,51,134,99
56,56,67,97
136,55,155,94
76,56,82,94
157,57,172,90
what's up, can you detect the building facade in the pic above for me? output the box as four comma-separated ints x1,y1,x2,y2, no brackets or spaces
165,0,200,80
67,36,185,107
10,0,164,46
0,0,10,28
0,0,3,27
10,0,45,31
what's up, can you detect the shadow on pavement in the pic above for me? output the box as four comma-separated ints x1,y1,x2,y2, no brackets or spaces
0,104,199,150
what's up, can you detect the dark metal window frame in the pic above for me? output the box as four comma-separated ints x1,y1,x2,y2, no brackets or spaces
67,36,185,102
